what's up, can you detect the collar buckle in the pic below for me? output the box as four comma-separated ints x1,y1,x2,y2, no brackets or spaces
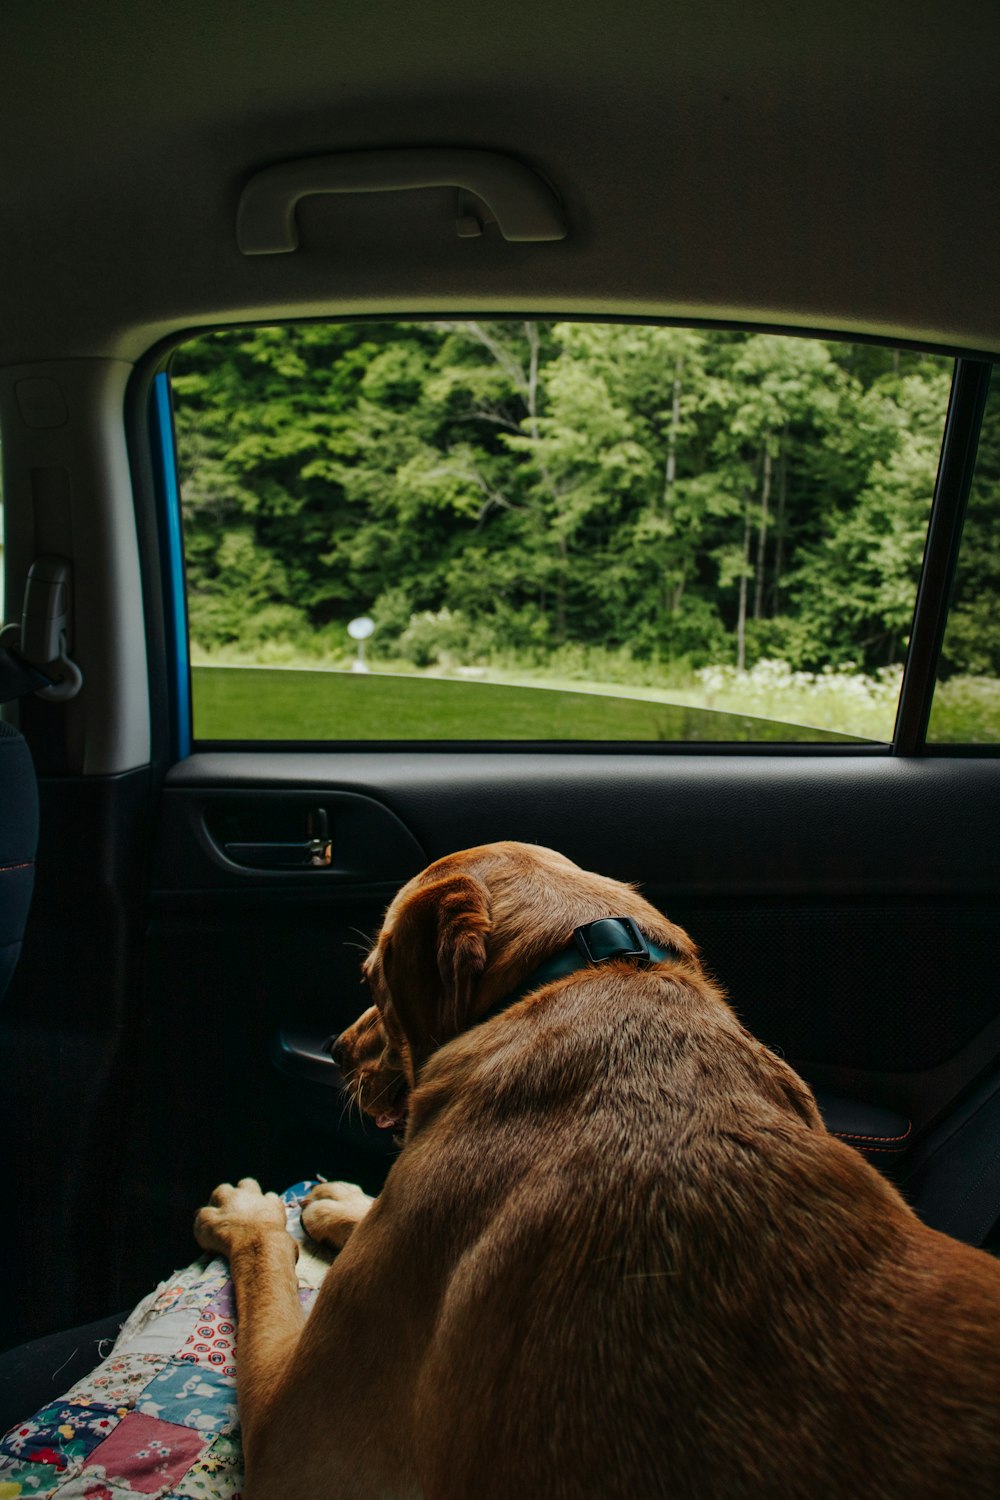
573,916,651,966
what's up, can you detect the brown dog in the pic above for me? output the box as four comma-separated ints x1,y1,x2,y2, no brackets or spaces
195,841,1000,1499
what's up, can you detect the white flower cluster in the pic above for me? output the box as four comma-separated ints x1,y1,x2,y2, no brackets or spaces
693,658,902,737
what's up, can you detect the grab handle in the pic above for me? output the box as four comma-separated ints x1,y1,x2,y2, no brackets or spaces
236,148,567,253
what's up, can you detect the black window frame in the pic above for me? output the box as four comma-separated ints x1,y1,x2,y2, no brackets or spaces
129,317,998,764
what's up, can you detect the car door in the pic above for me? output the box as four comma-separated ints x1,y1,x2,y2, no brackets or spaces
2,311,999,1355
16,318,1000,1347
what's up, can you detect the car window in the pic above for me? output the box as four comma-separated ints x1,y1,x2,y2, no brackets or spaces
927,366,1000,743
168,321,954,744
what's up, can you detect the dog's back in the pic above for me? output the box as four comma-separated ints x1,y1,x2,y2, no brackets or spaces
398,960,1000,1499
272,843,1000,1500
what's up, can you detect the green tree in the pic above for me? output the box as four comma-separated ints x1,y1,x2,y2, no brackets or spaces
171,320,971,685
790,369,952,668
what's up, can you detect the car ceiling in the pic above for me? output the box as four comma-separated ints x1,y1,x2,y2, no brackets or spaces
2,0,999,362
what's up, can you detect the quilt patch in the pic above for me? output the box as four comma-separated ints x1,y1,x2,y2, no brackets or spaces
0,1183,327,1499
0,1403,123,1474
78,1413,209,1496
162,1432,241,1500
177,1311,236,1379
64,1357,168,1412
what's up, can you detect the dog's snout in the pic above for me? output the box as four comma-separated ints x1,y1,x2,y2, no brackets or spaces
328,1034,349,1072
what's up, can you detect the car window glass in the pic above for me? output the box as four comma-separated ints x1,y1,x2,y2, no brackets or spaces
169,322,953,744
927,365,1000,743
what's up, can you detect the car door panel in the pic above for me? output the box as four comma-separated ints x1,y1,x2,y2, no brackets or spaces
4,746,997,1351
111,750,999,1289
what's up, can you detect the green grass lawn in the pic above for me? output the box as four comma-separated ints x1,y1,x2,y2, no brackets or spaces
191,665,866,743
927,675,1000,742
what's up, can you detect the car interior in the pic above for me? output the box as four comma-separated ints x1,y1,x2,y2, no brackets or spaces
1,0,998,1456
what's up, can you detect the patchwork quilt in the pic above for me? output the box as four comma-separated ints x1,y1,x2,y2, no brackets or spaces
0,1183,330,1500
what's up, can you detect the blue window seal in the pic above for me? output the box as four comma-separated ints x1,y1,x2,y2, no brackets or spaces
152,371,191,760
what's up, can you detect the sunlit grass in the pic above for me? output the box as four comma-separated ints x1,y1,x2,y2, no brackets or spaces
191,663,865,743
928,676,1000,743
189,646,1000,744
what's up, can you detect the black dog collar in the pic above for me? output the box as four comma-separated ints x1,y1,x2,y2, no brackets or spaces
474,916,677,1029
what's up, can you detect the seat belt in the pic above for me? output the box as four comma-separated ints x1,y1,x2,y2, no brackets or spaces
0,556,83,706
903,1069,1000,1250
0,645,51,704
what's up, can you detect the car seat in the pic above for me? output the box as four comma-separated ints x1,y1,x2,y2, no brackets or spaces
0,720,38,1004
0,720,127,1434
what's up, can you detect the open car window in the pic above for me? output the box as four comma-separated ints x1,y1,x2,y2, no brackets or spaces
928,365,1000,744
167,320,960,745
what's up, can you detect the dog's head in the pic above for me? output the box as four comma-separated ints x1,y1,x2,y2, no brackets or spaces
333,841,698,1131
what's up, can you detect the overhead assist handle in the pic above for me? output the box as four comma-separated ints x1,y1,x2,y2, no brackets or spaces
236,148,567,254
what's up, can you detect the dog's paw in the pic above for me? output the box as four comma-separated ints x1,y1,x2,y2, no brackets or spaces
194,1177,292,1258
301,1181,375,1250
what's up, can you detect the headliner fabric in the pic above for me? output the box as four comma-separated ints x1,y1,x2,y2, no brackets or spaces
0,1183,326,1500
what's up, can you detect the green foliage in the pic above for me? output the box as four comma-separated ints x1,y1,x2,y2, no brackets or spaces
171,320,994,728
939,368,1000,678
787,370,951,667
929,675,1000,741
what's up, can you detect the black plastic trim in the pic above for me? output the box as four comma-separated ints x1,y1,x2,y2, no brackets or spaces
916,743,1000,758
128,319,995,765
155,785,427,890
125,360,175,779
894,359,993,755
190,737,892,757
164,751,1000,899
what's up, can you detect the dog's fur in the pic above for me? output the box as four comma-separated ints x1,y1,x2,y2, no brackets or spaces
196,842,1000,1499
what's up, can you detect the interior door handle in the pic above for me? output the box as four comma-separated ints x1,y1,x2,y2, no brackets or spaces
223,840,328,869
236,148,567,253
223,807,332,869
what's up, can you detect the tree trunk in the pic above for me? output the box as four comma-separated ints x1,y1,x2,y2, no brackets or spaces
465,321,563,638
753,443,772,620
525,321,541,440
664,355,684,498
670,574,687,613
556,532,568,642
773,426,788,612
737,496,752,671
662,355,685,617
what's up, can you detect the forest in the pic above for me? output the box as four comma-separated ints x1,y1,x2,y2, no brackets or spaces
171,321,999,741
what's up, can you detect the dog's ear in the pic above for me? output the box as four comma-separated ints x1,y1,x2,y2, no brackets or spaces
381,872,492,1068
